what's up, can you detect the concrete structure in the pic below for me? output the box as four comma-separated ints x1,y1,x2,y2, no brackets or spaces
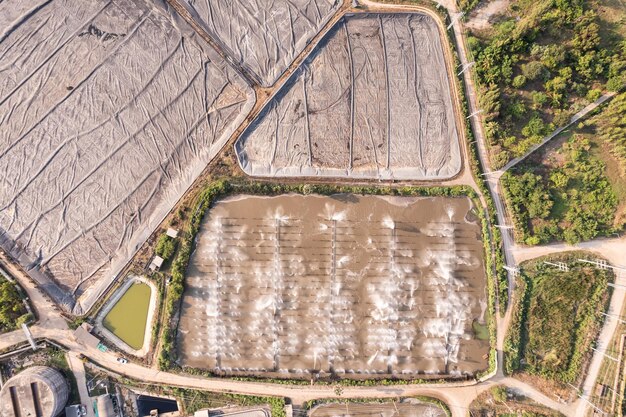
0,366,69,417
149,257,164,272
74,323,101,349
65,404,84,417
165,229,179,239
95,395,115,417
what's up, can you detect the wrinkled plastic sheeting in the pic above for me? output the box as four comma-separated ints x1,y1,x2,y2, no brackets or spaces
0,0,254,313
180,0,341,87
235,13,463,181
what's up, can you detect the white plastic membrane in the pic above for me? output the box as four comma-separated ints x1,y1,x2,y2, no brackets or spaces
179,0,341,87
0,0,254,313
235,13,463,181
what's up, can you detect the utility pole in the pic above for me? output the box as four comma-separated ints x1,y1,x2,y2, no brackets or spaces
503,265,520,277
447,11,465,30
567,383,606,416
467,109,483,119
458,61,475,76
21,323,37,351
592,347,619,362
602,312,626,325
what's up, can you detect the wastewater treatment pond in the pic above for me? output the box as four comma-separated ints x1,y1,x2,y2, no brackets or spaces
103,281,152,350
309,400,448,417
177,194,489,377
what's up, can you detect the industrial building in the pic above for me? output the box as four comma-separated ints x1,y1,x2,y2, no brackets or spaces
0,366,69,417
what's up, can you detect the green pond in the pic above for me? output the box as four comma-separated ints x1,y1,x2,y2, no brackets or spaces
103,282,151,350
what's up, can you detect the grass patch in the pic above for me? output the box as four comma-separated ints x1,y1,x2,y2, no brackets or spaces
469,384,564,416
504,252,612,383
473,319,491,341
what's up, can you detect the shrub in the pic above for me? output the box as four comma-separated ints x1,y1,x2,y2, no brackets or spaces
521,61,546,81
587,88,602,101
552,109,571,127
16,313,34,326
531,91,548,109
491,386,507,402
0,278,27,332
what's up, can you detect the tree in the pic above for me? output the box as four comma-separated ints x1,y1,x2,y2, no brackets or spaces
512,74,527,88
521,61,547,81
480,84,502,121
572,11,600,52
540,44,566,70
156,234,177,261
507,99,527,119
522,115,547,138
531,91,548,109
550,170,569,188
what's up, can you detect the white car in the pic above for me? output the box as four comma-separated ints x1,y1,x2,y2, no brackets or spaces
116,357,128,364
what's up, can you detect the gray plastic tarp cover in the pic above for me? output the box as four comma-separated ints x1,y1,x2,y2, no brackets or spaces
0,0,254,313
235,13,462,181
180,0,341,87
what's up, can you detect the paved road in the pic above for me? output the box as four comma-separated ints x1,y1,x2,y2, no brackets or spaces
67,351,97,417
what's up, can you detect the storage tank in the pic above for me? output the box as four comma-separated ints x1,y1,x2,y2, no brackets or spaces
0,366,69,417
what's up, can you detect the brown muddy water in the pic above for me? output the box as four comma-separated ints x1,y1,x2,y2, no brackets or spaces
177,194,489,377
309,400,448,417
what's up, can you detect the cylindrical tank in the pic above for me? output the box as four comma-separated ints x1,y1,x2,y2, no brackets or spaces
0,366,69,417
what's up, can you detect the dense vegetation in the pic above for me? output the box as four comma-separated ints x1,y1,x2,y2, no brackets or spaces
502,136,618,244
469,0,626,168
0,276,29,332
504,253,611,382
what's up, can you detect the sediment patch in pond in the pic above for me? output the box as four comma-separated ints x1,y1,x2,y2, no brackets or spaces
309,400,448,417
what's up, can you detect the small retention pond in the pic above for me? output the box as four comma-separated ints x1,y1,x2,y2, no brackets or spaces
103,282,151,350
